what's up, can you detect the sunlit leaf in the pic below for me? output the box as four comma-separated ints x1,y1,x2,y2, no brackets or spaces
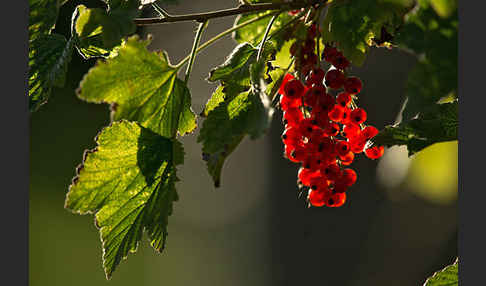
29,34,74,111
65,120,182,278
423,258,458,286
78,35,196,137
374,101,457,156
321,0,412,66
72,4,139,59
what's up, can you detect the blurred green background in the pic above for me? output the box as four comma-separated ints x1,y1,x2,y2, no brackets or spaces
30,1,457,285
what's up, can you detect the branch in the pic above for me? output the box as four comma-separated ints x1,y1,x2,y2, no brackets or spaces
134,1,321,26
184,20,208,84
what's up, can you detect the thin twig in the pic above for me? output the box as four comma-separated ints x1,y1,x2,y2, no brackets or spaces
256,14,279,62
185,20,208,84
151,3,170,18
135,1,320,26
175,12,277,69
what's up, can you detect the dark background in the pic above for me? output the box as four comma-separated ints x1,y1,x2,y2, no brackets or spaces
29,1,457,285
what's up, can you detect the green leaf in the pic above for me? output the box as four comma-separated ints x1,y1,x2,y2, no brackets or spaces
201,84,246,117
429,0,457,18
29,34,75,111
208,43,258,87
199,53,274,187
321,0,412,66
200,40,279,186
395,2,457,120
373,101,457,156
73,4,139,59
78,35,196,138
233,12,295,48
29,0,60,42
65,120,182,279
424,258,458,286
401,59,456,120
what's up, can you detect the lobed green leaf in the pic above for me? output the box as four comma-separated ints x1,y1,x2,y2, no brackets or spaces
72,4,139,59
29,34,74,111
233,11,295,49
65,120,182,279
29,0,60,42
321,0,412,66
78,35,196,138
423,258,458,286
373,101,457,156
395,2,457,120
199,45,276,187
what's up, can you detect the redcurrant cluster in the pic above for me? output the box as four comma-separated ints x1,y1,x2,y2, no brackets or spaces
278,26,384,208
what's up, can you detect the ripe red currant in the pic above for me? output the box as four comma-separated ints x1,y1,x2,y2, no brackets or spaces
325,69,346,89
344,77,362,94
364,146,385,160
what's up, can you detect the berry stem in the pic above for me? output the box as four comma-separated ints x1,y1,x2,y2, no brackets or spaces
184,20,208,84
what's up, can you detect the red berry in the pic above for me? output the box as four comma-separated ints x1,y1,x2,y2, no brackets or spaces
302,155,324,171
309,175,329,191
298,167,321,186
350,108,367,125
328,105,344,122
360,126,379,140
289,144,309,162
341,168,357,187
303,85,326,107
326,192,346,207
323,45,338,63
339,151,354,166
344,77,363,94
308,189,328,207
335,140,351,157
333,182,348,194
342,124,361,139
323,122,340,137
350,139,366,154
279,73,295,95
341,107,352,125
306,68,325,86
332,52,350,70
365,146,385,160
281,126,302,146
321,163,341,181
315,93,335,113
279,94,301,111
325,69,346,89
298,118,317,138
283,107,304,126
284,79,305,99
336,92,352,108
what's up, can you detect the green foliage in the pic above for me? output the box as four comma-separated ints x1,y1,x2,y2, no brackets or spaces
373,101,457,156
199,43,275,186
29,34,74,111
65,120,182,279
233,11,295,49
423,258,458,286
72,2,140,59
78,35,196,138
29,0,60,41
208,43,260,87
395,0,457,120
28,0,75,111
321,0,412,66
